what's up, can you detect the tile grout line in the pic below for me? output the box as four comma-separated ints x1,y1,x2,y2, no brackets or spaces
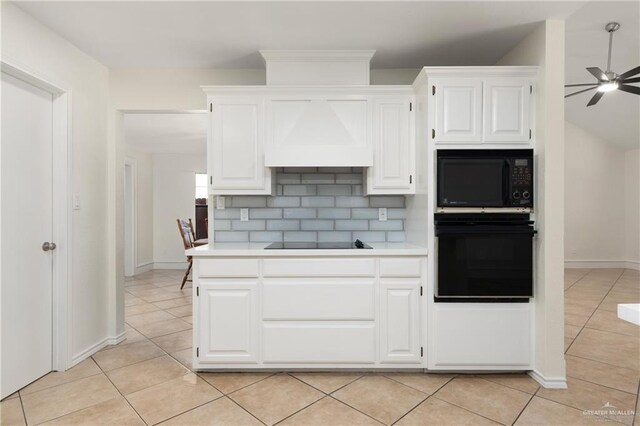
510,391,536,425
271,394,331,426
428,394,510,426
564,269,625,354
563,268,593,291
17,391,28,426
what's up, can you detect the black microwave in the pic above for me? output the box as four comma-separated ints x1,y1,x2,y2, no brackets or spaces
437,149,534,208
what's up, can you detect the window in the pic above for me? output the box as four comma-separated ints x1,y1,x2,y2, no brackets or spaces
195,173,208,199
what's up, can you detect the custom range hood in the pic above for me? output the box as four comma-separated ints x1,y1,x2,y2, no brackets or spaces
261,50,376,167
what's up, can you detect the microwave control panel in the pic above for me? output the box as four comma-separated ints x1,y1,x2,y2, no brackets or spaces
509,158,533,205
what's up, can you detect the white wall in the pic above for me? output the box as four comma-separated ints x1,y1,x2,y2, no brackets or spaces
1,3,111,362
124,147,154,273
625,149,640,267
498,20,567,387
153,153,206,267
565,121,626,263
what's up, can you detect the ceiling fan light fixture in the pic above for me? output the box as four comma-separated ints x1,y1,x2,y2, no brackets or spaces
598,81,619,92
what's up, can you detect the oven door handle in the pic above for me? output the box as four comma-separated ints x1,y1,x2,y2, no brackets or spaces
436,227,537,236
502,160,511,205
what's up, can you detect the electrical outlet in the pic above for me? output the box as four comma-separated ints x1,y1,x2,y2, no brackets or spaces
240,208,249,222
378,208,387,221
215,196,225,210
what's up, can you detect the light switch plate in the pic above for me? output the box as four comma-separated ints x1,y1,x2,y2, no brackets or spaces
378,208,387,221
240,208,249,222
215,196,225,210
73,194,81,210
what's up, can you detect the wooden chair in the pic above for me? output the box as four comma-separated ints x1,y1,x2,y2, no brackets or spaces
177,219,195,289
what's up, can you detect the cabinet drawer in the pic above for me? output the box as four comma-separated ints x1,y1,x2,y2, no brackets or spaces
380,258,422,277
263,280,374,320
263,258,375,277
198,259,259,278
262,323,375,363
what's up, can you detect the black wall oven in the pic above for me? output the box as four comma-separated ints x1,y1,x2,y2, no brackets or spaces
435,214,535,302
437,149,534,209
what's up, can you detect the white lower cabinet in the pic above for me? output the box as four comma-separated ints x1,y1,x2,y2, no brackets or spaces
380,280,421,363
429,303,532,369
197,280,258,363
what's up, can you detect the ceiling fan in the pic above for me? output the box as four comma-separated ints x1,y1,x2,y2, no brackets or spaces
565,22,640,106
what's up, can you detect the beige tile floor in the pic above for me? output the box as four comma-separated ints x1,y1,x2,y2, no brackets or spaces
1,268,639,425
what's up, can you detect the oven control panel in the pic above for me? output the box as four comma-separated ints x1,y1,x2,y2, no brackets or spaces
509,158,533,205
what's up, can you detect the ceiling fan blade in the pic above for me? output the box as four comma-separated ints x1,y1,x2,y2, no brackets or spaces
587,91,605,106
565,86,597,98
621,77,640,84
618,84,640,95
565,83,598,88
587,67,608,81
618,65,640,80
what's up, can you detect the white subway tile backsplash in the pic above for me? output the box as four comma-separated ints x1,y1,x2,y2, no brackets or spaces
317,185,351,196
318,231,352,242
284,231,317,242
283,208,317,219
267,220,300,231
250,208,283,219
283,185,317,196
301,196,335,207
336,196,369,208
369,196,405,208
232,220,266,231
231,196,267,208
213,168,406,244
351,208,379,219
369,220,403,231
301,220,333,231
215,231,249,242
335,220,368,231
318,208,351,219
250,231,283,242
352,231,386,242
267,197,301,208
301,173,335,184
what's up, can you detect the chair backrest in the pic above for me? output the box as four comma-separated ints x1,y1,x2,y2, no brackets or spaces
177,219,195,251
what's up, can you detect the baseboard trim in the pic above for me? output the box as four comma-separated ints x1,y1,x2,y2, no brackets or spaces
135,261,153,275
565,260,640,270
70,331,126,368
153,262,188,270
529,370,567,389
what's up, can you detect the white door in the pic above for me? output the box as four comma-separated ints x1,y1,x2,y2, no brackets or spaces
483,79,531,142
1,72,53,398
435,79,483,143
380,280,421,363
197,280,258,363
367,97,413,194
209,97,270,194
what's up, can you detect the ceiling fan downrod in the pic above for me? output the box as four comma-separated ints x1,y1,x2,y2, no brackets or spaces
605,22,620,75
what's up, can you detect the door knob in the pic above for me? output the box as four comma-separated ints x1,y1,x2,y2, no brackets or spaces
42,242,57,251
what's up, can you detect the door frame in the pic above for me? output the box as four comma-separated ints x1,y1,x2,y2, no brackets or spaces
123,158,137,277
1,60,72,372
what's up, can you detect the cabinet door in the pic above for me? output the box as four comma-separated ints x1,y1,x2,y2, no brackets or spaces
209,97,270,193
484,79,531,142
197,281,258,363
435,79,483,143
380,280,421,363
367,97,414,194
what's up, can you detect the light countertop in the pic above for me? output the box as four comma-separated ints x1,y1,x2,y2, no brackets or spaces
186,242,428,257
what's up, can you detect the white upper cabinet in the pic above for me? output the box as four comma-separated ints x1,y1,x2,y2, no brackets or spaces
435,79,483,143
484,78,531,142
209,97,272,195
265,95,371,167
366,96,414,194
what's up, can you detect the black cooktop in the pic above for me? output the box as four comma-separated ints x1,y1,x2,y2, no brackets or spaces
264,241,372,250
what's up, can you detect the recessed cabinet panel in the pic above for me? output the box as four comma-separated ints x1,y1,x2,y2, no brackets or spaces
436,79,483,143
198,281,258,363
367,97,413,193
484,79,531,142
380,280,421,363
210,98,270,193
